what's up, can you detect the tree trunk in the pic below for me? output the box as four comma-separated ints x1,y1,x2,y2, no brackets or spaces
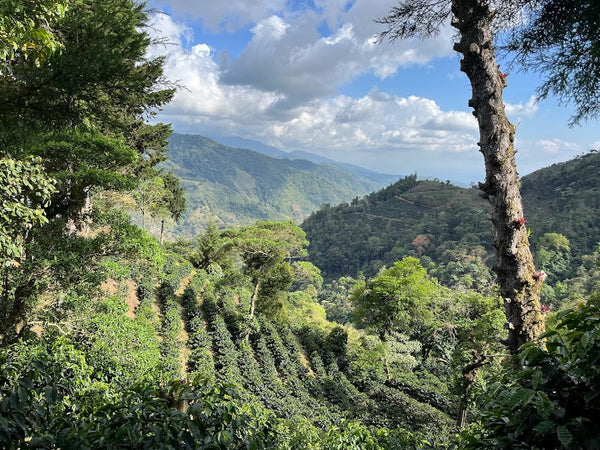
451,0,545,353
160,219,165,245
456,353,488,428
250,281,260,319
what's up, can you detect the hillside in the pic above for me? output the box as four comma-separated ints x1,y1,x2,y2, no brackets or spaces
215,135,400,187
163,134,390,237
521,151,600,258
302,175,491,281
302,151,600,285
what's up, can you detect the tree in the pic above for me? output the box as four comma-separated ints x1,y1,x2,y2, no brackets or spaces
0,157,56,341
0,157,55,262
350,257,439,380
461,295,600,448
0,0,173,139
378,0,546,353
32,132,138,232
188,223,235,271
232,221,308,320
158,171,186,244
351,257,437,343
1,0,175,210
0,0,67,64
0,0,175,341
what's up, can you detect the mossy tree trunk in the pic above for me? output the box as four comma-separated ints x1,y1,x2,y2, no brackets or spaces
451,0,545,353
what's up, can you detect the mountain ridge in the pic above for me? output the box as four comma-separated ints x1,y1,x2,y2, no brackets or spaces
214,135,401,187
163,133,391,237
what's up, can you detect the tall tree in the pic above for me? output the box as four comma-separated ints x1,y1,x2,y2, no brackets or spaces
377,0,548,353
350,257,438,379
350,257,437,343
1,0,174,207
0,0,175,340
158,171,186,244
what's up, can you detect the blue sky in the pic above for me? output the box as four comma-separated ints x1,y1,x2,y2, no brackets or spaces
145,0,599,184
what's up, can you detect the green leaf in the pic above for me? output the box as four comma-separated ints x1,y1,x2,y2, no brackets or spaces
584,390,600,404
534,391,554,420
556,425,573,448
45,386,58,404
533,420,555,436
508,388,535,410
13,413,26,431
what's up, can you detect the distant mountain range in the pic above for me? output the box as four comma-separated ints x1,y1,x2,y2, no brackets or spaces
214,135,400,187
163,134,399,237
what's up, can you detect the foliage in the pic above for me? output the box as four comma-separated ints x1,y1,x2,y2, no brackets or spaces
231,220,308,318
350,257,438,341
503,1,600,124
0,157,55,262
0,0,67,64
462,296,600,449
2,0,598,440
0,0,173,141
31,131,138,220
303,176,494,282
78,295,162,386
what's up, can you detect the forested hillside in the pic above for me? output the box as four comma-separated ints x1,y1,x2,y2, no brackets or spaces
521,151,600,259
215,135,401,187
302,175,491,283
162,134,386,236
2,0,600,449
302,154,600,308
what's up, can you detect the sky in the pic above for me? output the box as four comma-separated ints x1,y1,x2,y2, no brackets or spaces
144,0,599,185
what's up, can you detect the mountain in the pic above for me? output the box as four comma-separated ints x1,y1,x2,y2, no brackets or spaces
301,175,491,281
163,134,391,237
301,151,600,282
520,150,600,258
215,135,400,187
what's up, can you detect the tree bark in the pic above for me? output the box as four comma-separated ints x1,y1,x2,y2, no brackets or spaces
451,0,545,353
456,353,488,428
250,280,260,319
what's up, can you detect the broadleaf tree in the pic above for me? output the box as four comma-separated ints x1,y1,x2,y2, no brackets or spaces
0,0,175,341
232,221,308,320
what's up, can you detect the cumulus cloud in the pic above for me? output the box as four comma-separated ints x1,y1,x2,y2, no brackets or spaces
261,92,478,156
150,0,287,32
505,95,539,119
513,137,584,176
215,0,454,107
144,3,588,183
535,138,581,155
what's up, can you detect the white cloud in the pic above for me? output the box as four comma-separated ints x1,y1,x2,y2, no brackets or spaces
152,0,287,32
535,138,581,155
214,1,455,107
505,95,539,119
514,137,584,176
143,4,597,183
